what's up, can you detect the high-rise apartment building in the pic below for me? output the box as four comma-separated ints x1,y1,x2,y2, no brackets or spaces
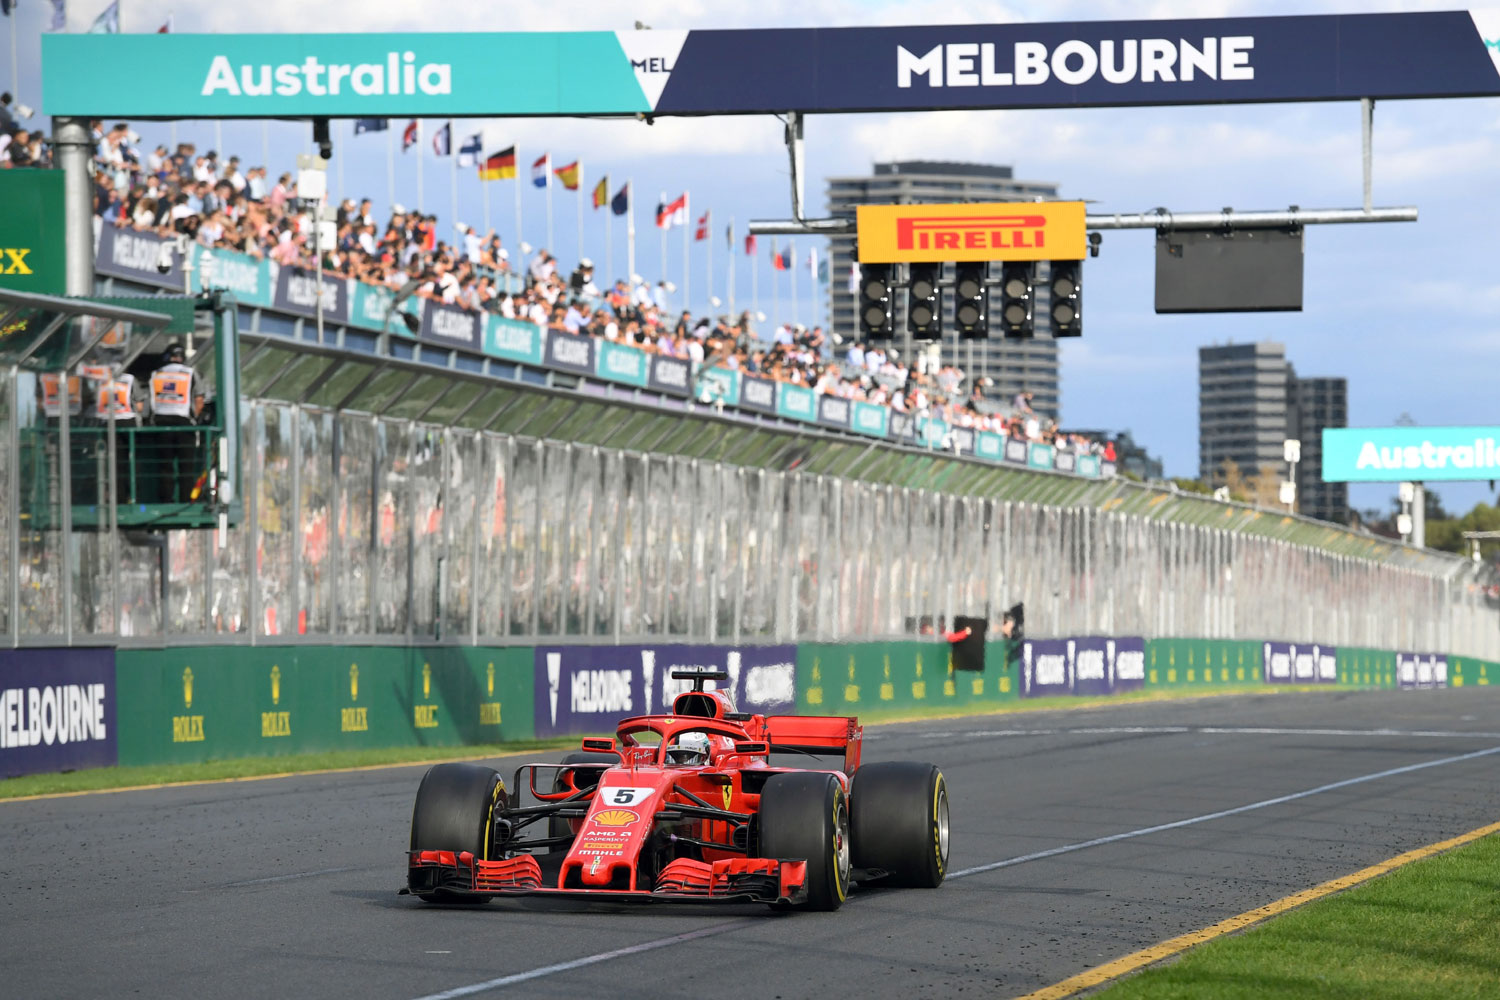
1291,376,1349,522
1198,342,1349,522
1198,342,1292,484
825,161,1065,419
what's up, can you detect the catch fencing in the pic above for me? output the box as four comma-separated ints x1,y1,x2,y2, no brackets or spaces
3,391,1494,660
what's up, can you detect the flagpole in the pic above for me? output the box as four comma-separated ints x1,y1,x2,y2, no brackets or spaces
545,156,554,253
605,184,614,286
386,125,395,217
482,157,491,238
659,194,667,297
790,238,799,328
337,121,346,202
8,12,17,108
706,212,713,320
771,238,779,333
449,119,458,235
728,217,736,320
514,144,523,273
576,162,585,268
626,180,636,290
682,193,690,319
751,235,758,323
417,121,424,214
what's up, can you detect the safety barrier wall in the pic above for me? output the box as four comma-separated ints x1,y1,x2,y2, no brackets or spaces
3,637,1496,777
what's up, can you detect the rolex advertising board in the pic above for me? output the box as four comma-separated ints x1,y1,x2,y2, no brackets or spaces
0,171,67,296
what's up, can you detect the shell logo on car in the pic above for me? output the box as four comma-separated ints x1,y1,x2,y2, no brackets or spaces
590,809,640,828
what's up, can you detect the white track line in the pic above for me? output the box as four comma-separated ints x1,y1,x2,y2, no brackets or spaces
946,743,1500,879
913,726,1500,740
409,921,758,1000
410,742,1500,998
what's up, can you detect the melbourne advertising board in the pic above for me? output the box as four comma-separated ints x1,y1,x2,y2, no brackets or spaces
1322,426,1500,482
533,644,798,737
0,648,117,778
42,13,1500,119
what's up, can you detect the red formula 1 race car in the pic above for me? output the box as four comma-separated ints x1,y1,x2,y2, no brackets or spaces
404,669,949,910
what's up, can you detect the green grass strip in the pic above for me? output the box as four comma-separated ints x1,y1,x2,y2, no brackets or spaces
0,738,580,801
1093,831,1500,1000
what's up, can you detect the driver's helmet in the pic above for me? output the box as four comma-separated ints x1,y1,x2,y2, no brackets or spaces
665,731,711,767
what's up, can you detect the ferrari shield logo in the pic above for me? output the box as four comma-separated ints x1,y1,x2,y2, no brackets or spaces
722,786,732,810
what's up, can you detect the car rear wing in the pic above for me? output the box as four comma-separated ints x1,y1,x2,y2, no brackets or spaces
760,715,863,772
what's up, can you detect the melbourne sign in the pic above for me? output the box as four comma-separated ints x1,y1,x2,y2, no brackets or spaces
41,14,1500,119
1322,426,1500,483
533,644,798,737
0,648,117,778
857,202,1086,263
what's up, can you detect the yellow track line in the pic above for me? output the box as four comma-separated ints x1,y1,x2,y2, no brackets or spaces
1015,818,1500,1000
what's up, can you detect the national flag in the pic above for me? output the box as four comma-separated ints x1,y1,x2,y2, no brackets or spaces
479,146,516,181
432,122,451,157
457,132,482,168
848,262,860,296
49,0,67,31
610,182,629,216
401,120,419,152
87,0,118,32
353,118,389,136
1,0,13,17
592,176,608,210
745,233,757,256
694,210,709,241
531,153,549,188
656,192,687,229
726,222,733,250
773,244,792,271
808,245,819,280
157,12,173,32
553,160,580,190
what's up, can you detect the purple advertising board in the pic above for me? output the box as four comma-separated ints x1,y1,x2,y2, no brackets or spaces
1263,641,1338,684
1107,636,1146,692
1020,638,1070,698
533,643,798,737
0,648,117,778
1396,652,1448,690
1068,637,1110,696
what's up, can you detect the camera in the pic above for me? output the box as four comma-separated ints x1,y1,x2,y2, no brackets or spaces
156,242,176,274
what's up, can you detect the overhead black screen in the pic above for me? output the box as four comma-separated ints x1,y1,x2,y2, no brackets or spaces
1155,228,1304,313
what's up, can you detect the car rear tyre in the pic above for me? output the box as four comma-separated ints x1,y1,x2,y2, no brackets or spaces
409,762,506,903
547,751,620,848
850,761,948,888
759,772,850,911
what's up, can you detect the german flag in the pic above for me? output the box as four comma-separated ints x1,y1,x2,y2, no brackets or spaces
479,146,516,181
592,176,609,210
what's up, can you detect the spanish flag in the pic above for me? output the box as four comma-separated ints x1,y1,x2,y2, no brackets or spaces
554,160,581,190
479,146,516,181
592,176,609,210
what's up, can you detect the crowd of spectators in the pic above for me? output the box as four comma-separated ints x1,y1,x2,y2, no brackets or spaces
8,118,1101,456
0,93,49,168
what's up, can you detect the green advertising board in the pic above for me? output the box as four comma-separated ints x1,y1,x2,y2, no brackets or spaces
798,640,1019,719
114,645,533,767
1322,426,1500,482
0,170,66,296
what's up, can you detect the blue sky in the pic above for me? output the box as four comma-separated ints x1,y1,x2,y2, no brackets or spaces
6,0,1498,514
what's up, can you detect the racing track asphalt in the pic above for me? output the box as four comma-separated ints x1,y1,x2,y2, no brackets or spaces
5,687,1500,999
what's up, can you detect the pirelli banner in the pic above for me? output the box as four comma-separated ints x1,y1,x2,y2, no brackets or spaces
857,202,1087,263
